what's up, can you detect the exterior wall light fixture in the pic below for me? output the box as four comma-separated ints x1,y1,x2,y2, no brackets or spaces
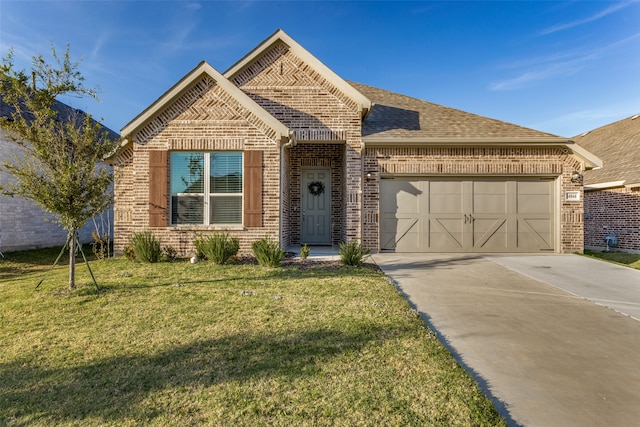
571,171,583,183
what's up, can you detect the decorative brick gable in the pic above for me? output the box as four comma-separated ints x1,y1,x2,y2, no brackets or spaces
113,77,282,256
231,42,364,244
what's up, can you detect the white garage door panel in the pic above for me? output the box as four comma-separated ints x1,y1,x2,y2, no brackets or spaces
380,178,555,253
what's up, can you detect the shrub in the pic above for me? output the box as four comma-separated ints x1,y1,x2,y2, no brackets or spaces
129,231,162,263
193,234,207,260
162,245,178,262
300,243,310,260
123,245,136,261
91,231,111,260
252,236,285,267
194,232,240,265
338,239,371,267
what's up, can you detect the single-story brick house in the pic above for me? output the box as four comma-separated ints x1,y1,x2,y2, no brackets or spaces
111,29,601,256
574,114,640,253
0,98,117,253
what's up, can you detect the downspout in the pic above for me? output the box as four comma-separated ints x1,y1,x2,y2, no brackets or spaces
279,131,296,248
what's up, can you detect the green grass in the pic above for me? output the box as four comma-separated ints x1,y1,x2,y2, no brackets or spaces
583,250,640,270
0,248,505,426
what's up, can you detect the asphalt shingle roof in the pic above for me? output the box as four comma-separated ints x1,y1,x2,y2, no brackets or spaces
573,114,640,186
0,95,119,141
349,81,561,140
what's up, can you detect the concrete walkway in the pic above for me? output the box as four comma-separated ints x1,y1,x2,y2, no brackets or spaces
372,253,640,427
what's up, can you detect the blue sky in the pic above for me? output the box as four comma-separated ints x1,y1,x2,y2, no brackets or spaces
1,1,638,137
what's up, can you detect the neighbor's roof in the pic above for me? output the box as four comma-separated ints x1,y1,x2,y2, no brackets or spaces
0,95,119,141
351,82,564,142
573,114,640,188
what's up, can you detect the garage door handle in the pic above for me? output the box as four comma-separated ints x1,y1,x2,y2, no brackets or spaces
464,214,469,224
464,214,475,224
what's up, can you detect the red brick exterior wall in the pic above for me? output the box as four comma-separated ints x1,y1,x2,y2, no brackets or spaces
584,187,640,252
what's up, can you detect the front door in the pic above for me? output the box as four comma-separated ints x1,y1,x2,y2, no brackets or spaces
301,169,331,245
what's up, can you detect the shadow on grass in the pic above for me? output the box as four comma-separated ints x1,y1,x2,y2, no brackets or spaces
374,255,484,281
1,325,384,424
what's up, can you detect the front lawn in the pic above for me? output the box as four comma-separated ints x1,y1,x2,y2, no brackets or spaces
0,249,505,426
583,249,640,270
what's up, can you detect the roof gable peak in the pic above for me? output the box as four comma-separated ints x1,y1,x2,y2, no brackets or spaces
121,61,290,143
224,29,372,117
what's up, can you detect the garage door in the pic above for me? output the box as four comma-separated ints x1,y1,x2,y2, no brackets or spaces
380,178,555,253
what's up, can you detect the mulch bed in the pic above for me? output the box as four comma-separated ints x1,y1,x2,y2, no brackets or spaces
232,253,381,272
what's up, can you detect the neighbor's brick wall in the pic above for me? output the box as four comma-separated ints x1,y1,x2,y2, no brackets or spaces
113,76,282,256
231,41,363,244
584,187,640,252
362,146,585,253
1,130,112,252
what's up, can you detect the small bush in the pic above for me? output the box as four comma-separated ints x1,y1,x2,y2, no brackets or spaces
91,231,111,260
300,243,310,260
193,234,207,260
123,245,136,261
252,236,285,267
338,239,371,267
194,232,240,264
162,245,178,262
129,231,162,263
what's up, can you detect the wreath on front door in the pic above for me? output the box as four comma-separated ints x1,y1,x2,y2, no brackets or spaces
308,181,325,196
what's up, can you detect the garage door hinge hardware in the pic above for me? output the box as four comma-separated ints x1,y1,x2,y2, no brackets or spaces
464,214,475,224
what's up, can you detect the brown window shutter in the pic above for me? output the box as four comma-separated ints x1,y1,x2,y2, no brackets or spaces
244,150,263,227
148,150,168,227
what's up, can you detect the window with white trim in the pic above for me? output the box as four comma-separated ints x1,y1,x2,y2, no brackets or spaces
170,152,243,225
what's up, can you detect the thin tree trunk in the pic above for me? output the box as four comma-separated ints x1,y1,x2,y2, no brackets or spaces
69,229,76,289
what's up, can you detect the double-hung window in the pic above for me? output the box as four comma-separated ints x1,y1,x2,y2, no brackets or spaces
170,152,243,225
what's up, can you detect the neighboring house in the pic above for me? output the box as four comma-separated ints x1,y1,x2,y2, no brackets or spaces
574,114,640,253
0,98,117,252
111,29,601,256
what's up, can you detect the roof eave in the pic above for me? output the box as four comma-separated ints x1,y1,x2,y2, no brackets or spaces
567,141,603,170
362,137,603,170
223,29,372,118
584,181,627,191
363,136,573,146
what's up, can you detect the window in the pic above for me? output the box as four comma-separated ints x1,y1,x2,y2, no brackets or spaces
170,152,243,225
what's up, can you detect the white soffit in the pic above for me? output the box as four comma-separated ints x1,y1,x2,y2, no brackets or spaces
584,181,626,191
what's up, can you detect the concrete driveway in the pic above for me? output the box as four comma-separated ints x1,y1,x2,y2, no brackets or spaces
372,253,640,427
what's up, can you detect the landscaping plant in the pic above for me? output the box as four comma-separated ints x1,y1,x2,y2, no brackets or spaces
0,45,120,289
252,236,285,267
339,239,371,266
193,232,239,264
129,230,162,263
300,243,310,260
